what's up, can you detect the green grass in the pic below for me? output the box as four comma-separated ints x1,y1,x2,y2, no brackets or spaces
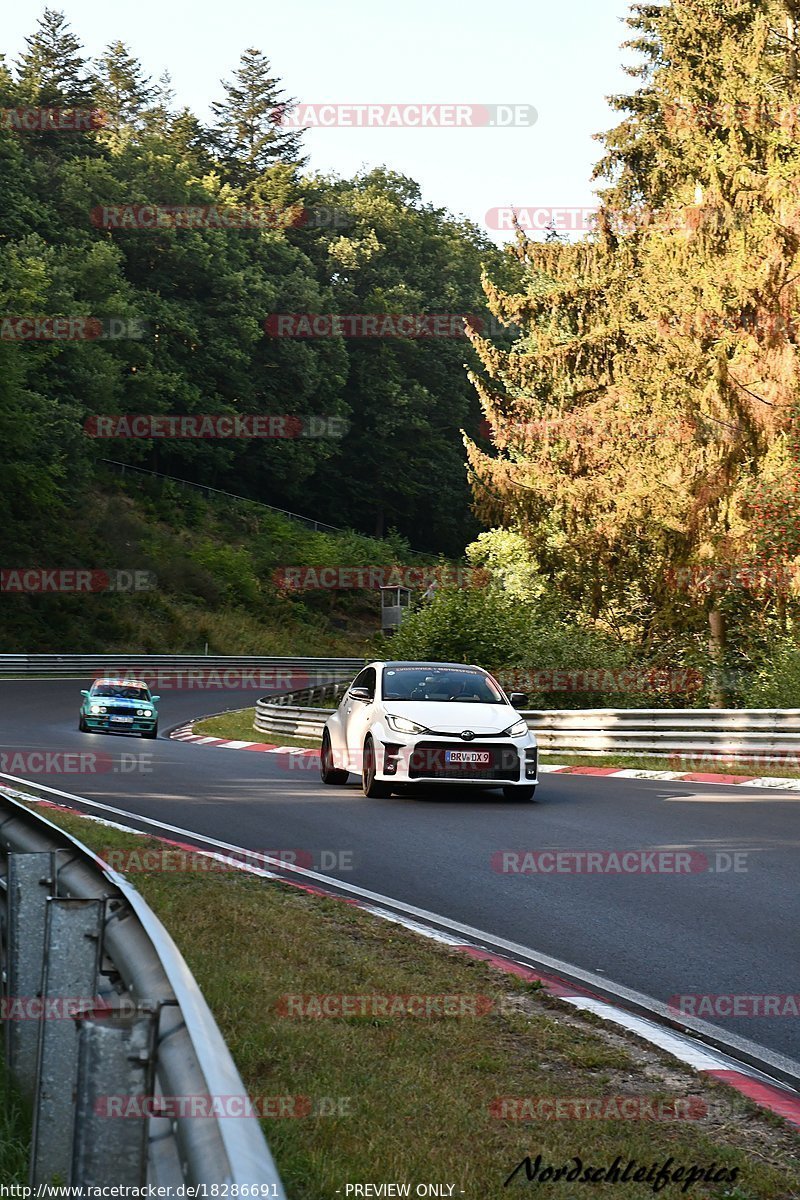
542,752,800,779
10,798,800,1200
192,707,321,748
0,1060,31,1184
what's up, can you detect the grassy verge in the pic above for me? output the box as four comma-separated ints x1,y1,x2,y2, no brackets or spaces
193,707,321,749
542,752,800,780
0,1060,32,1184
190,712,800,780
9,796,800,1198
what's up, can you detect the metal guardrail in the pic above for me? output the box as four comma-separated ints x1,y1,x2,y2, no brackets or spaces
528,708,800,761
0,787,287,1192
269,682,349,708
0,654,364,679
101,459,430,557
102,458,350,535
254,697,800,763
255,700,334,739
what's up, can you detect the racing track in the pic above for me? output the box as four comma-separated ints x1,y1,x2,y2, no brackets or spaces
2,678,799,1066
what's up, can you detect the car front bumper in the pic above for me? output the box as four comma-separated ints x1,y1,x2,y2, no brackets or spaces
82,713,157,734
373,736,538,786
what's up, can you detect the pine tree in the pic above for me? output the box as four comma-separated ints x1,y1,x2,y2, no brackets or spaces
15,9,96,106
140,70,175,137
95,41,155,134
210,48,306,184
466,0,800,692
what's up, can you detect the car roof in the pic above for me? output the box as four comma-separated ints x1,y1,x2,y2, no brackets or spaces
92,677,150,688
374,661,484,671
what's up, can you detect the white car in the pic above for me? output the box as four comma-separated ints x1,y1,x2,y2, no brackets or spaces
320,661,538,801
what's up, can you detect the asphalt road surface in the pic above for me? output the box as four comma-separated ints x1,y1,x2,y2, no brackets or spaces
2,678,798,1063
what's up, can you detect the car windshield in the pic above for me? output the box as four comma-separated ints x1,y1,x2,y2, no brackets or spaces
92,685,150,701
381,667,504,703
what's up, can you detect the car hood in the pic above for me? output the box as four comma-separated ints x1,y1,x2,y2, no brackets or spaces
89,696,151,707
384,702,521,735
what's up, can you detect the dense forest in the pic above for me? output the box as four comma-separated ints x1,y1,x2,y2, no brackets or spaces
6,2,800,707
0,9,512,560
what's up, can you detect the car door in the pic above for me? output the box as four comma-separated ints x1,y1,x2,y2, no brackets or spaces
343,666,377,771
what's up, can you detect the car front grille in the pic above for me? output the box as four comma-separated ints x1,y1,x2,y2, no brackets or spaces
408,742,520,781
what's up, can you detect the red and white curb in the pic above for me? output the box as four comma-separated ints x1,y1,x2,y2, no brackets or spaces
171,724,800,790
4,775,799,1136
171,725,314,757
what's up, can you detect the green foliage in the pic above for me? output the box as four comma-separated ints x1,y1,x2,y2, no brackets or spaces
740,640,800,708
0,11,505,561
188,542,261,606
388,586,533,667
466,0,800,680
466,527,548,603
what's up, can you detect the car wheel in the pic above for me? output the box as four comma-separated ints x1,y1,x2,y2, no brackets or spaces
142,724,158,740
320,730,349,784
78,714,87,732
503,785,536,802
362,736,392,798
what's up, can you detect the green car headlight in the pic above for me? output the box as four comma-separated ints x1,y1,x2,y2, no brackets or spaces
90,704,101,714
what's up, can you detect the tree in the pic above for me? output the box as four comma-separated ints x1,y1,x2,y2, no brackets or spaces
15,9,96,106
95,41,155,135
292,169,512,553
466,0,800,695
140,71,175,137
210,49,306,184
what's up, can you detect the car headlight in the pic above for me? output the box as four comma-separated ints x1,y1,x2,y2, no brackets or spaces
90,704,101,714
385,714,429,735
143,709,153,717
504,718,529,737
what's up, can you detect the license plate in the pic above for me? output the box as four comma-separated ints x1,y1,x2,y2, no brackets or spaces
445,750,491,765
110,715,133,723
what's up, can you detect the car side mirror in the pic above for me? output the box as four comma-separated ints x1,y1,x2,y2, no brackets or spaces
80,690,89,698
509,692,529,709
348,686,372,703
151,695,161,703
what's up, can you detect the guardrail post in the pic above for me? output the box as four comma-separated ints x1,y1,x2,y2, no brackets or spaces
30,897,103,1186
5,852,54,1089
71,1008,158,1185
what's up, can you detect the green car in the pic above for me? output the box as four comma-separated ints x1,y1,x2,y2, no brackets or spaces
79,677,160,738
